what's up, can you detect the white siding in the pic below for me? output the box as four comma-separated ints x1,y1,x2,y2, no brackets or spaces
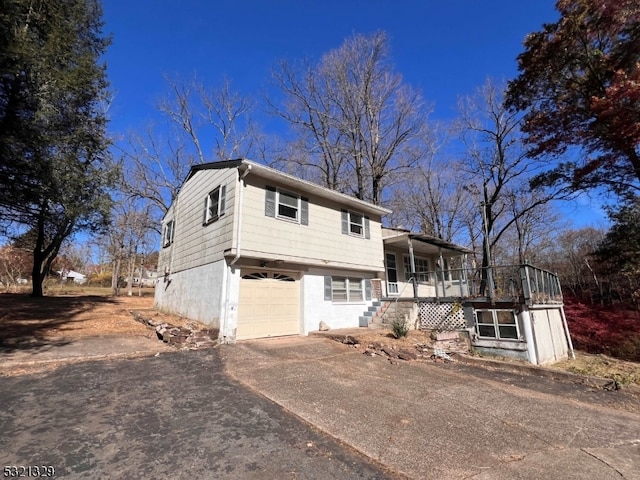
159,168,238,275
239,177,384,271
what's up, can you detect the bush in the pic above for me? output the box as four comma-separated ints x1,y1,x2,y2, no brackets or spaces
391,316,409,339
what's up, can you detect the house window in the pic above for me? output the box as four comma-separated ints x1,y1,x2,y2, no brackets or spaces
341,210,370,239
277,190,300,221
475,309,520,340
327,277,365,303
349,212,364,236
204,185,226,224
162,220,175,247
403,256,430,282
265,186,309,225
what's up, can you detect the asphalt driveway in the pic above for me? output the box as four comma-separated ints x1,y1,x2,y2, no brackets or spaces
0,349,396,479
2,334,640,479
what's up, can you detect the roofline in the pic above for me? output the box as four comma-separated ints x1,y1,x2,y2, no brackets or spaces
382,227,472,254
184,159,392,216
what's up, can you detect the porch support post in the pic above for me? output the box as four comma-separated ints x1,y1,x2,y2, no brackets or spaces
408,237,418,299
439,249,446,298
461,253,469,297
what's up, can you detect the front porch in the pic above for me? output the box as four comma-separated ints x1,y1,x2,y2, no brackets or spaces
377,227,573,366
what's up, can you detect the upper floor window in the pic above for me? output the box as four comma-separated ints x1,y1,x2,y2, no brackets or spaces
277,190,300,221
341,210,370,239
265,186,309,225
203,185,226,225
162,219,175,247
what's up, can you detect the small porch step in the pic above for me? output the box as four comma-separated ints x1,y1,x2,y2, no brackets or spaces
359,301,391,327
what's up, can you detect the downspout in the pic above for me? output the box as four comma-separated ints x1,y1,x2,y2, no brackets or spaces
231,164,252,266
221,165,252,343
556,276,575,360
520,305,539,365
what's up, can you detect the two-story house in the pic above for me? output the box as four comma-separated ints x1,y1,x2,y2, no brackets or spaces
155,159,391,342
156,159,573,366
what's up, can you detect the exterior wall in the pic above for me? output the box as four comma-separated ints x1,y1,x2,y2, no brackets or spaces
302,268,376,334
154,258,227,330
158,167,238,276
220,264,241,343
466,303,570,365
240,176,385,272
531,306,569,365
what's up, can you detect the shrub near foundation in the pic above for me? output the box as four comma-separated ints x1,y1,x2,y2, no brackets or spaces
391,316,409,339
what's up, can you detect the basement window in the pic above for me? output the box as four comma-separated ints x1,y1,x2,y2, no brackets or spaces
475,309,519,340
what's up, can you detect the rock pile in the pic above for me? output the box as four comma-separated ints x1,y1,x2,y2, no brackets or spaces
130,310,218,350
333,334,457,365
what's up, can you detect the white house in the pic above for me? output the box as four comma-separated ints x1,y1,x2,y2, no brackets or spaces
155,159,573,365
155,159,390,342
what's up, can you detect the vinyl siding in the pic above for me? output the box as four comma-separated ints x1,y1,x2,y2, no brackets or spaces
239,176,384,271
159,168,237,274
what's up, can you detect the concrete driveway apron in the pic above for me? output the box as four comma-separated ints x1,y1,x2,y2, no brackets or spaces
221,336,640,480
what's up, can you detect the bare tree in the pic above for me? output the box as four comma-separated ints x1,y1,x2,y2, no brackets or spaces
457,79,563,291
271,31,432,205
121,76,260,221
387,138,474,244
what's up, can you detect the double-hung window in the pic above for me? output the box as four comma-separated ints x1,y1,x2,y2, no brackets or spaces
324,276,371,303
341,210,370,239
265,186,309,225
203,185,226,225
277,190,300,221
162,220,175,247
475,309,520,340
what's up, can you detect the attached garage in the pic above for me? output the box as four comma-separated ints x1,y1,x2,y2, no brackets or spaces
236,271,300,340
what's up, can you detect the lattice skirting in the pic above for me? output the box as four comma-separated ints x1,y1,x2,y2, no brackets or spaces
419,301,466,331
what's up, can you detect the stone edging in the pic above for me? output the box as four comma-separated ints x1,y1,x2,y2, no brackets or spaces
130,310,218,350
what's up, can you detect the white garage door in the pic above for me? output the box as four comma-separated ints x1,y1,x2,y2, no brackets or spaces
237,271,300,340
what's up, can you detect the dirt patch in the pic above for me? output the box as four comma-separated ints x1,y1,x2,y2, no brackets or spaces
0,292,196,351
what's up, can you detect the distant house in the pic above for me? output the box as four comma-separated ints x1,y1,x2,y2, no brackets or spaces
57,269,87,284
155,159,573,365
131,268,159,288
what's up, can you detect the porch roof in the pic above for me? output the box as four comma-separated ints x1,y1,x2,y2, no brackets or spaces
382,228,473,255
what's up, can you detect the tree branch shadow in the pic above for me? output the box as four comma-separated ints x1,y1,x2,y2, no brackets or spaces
0,294,118,354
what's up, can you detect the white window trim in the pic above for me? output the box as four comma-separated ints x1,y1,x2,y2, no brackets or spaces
348,211,365,238
331,277,365,304
475,309,521,341
276,189,301,223
162,220,174,248
204,186,224,224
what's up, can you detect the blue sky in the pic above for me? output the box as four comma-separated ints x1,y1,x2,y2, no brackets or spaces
101,0,607,227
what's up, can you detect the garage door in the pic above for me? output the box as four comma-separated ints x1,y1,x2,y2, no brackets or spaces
237,271,300,340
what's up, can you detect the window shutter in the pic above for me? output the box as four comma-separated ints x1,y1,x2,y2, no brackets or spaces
341,210,348,234
265,186,276,217
170,220,175,243
301,197,309,225
365,278,372,300
219,185,226,215
364,217,370,239
324,276,332,301
203,196,209,225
